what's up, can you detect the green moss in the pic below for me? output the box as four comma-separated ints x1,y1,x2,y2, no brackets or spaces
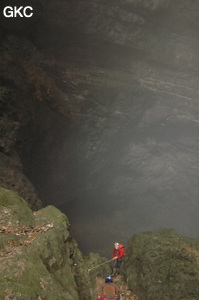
124,229,199,300
85,252,112,277
0,188,91,299
0,188,35,227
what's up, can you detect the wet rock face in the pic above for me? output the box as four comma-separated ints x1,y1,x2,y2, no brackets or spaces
0,35,58,210
1,0,199,256
124,229,199,300
0,153,42,210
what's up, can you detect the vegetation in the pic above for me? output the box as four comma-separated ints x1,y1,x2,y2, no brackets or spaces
0,188,90,300
124,229,199,300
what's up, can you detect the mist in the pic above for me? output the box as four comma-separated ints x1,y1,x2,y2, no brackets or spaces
19,0,199,257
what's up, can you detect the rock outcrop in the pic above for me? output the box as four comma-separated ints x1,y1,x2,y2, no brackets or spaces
0,187,90,300
124,229,199,300
0,152,42,210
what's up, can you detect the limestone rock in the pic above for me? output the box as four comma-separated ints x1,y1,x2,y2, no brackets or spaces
124,229,199,300
0,153,42,210
0,188,90,300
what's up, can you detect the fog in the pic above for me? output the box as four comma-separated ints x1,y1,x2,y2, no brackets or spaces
33,87,199,257
22,0,199,257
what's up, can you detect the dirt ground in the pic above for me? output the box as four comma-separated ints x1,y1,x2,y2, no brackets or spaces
93,275,138,300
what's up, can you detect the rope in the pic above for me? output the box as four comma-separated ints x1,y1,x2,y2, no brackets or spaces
88,258,114,273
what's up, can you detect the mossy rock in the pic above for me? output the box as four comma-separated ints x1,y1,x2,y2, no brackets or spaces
0,153,42,210
0,188,91,299
0,188,35,227
124,229,199,300
85,252,112,278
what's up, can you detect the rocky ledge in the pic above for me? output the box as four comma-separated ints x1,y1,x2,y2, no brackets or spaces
124,229,199,300
0,187,90,300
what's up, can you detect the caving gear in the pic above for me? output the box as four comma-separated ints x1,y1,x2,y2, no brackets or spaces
98,274,119,300
112,243,125,259
105,276,113,283
112,243,125,276
88,258,115,273
99,276,118,299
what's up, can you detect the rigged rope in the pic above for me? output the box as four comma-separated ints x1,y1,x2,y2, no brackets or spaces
88,258,114,273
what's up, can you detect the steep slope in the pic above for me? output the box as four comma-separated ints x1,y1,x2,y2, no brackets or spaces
0,188,90,300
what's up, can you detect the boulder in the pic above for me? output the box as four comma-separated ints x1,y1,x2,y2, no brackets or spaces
124,229,199,300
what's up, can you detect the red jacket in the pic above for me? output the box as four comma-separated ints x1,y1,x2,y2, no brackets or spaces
112,244,125,259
